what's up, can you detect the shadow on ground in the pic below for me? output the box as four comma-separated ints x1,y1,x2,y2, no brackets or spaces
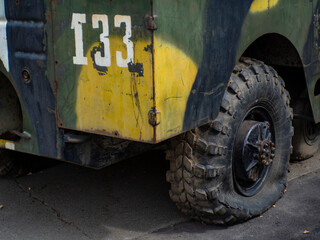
5,151,187,240
0,150,319,240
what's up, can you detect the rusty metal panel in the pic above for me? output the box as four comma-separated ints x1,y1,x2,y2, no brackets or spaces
52,0,154,142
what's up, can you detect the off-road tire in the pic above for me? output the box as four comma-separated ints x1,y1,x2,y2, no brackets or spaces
291,92,320,160
166,58,293,224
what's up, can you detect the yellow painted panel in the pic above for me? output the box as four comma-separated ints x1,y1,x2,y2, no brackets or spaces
154,37,198,141
250,0,279,13
0,139,15,150
75,37,154,141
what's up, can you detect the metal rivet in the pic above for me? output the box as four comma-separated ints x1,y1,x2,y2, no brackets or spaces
22,68,31,83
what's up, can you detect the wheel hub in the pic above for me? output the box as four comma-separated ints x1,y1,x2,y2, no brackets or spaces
233,119,275,196
257,139,275,167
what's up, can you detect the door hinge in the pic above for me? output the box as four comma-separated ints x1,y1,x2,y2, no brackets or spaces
145,14,157,31
148,108,161,127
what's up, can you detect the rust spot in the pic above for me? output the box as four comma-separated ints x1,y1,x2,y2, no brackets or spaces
148,108,161,127
145,14,157,31
53,80,58,96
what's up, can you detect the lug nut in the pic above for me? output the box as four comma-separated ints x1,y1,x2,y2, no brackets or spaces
262,160,270,166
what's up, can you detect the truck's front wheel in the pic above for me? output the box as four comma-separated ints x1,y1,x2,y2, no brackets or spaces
166,58,293,224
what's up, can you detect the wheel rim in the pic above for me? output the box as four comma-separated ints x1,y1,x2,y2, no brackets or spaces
233,106,275,197
303,120,320,146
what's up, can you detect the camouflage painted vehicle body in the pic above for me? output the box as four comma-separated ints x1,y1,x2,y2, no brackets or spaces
0,0,319,223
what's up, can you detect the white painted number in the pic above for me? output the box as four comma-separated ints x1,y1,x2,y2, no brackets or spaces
114,15,134,67
92,14,111,67
0,0,9,72
71,13,88,65
71,13,134,68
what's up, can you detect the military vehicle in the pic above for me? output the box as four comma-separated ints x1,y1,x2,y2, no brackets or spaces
0,0,319,224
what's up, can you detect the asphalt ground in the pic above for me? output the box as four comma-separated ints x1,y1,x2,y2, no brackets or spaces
0,150,319,240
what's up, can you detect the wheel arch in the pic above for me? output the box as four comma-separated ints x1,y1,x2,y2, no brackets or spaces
0,70,23,140
239,33,308,110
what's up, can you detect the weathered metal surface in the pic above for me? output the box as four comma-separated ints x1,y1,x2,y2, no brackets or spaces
0,0,320,166
153,0,316,142
52,0,154,143
49,0,320,145
0,0,57,157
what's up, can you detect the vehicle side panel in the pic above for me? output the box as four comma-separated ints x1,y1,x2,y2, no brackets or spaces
52,0,154,142
153,0,317,142
3,0,57,157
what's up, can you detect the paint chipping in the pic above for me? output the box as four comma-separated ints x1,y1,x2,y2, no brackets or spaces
91,42,108,75
201,83,225,96
164,96,182,101
130,74,143,139
128,62,144,77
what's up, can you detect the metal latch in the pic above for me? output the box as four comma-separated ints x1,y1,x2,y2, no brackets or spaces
148,108,161,127
145,14,157,31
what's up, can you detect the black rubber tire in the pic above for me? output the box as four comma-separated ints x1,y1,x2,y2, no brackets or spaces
166,58,293,224
291,92,320,161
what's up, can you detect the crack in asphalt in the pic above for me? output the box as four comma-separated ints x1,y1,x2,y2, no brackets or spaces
128,219,193,240
150,220,193,234
14,178,93,240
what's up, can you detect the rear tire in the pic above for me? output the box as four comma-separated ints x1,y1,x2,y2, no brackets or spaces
166,58,293,224
291,92,320,160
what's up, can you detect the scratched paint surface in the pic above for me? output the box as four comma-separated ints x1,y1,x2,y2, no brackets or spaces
75,38,153,141
152,0,316,142
53,0,318,144
52,0,154,141
0,0,319,159
153,0,206,140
